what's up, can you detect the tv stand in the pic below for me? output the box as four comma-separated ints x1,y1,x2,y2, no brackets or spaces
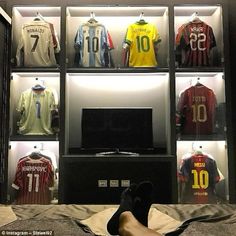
96,148,139,157
60,155,175,204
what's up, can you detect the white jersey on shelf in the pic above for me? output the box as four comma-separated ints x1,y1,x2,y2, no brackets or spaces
16,20,57,67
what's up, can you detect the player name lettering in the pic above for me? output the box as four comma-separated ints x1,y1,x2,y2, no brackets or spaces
192,96,206,102
27,28,45,34
133,28,151,33
194,192,208,196
190,26,204,32
22,166,47,172
194,162,206,167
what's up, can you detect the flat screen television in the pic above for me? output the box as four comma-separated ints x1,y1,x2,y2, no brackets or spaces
81,107,153,154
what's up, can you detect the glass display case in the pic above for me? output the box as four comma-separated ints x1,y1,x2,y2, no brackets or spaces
174,5,228,203
66,6,169,69
11,6,61,68
7,5,61,204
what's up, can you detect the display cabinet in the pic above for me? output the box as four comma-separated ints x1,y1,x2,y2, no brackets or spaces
1,0,233,204
174,5,229,203
6,6,61,204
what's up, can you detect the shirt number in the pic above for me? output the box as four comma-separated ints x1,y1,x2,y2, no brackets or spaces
85,36,99,53
192,104,207,122
136,35,150,52
190,33,206,51
30,35,39,52
192,169,209,189
27,173,40,192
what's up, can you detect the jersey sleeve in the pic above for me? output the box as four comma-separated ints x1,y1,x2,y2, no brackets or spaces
153,25,161,44
16,92,25,113
179,24,190,49
208,89,217,123
124,25,133,45
177,89,187,113
107,31,114,50
178,158,189,182
12,161,23,190
74,26,83,49
101,25,108,49
47,29,57,66
209,26,216,49
46,89,56,110
47,161,55,188
212,159,220,183
175,24,186,46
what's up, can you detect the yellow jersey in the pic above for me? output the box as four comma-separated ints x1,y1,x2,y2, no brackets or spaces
125,21,161,67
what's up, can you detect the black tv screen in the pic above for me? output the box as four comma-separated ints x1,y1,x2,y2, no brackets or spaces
81,108,153,152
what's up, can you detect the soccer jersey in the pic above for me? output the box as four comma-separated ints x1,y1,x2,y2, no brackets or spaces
124,21,161,67
176,20,216,67
177,83,217,135
12,155,54,204
74,22,113,67
16,20,57,67
178,152,220,203
16,87,56,135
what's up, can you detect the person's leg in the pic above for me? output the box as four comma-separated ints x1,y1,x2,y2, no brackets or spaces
107,181,153,235
107,184,137,235
119,211,162,236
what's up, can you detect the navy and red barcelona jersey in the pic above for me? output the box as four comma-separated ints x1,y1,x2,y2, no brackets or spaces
177,83,217,135
179,152,220,204
12,155,54,204
176,20,216,67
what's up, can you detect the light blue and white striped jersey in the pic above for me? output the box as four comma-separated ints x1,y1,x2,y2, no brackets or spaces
74,22,110,67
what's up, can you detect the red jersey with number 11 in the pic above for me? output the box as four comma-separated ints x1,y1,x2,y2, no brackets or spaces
176,20,216,67
12,156,54,204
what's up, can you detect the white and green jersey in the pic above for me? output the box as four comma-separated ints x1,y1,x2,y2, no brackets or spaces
16,20,57,67
17,87,56,135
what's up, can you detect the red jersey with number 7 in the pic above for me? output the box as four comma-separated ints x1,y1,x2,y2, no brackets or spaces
177,83,217,135
176,20,216,67
12,155,54,204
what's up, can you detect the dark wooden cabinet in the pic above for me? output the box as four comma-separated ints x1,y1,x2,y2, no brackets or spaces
1,0,234,204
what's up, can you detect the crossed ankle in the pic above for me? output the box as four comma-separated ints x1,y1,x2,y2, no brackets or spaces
119,211,142,236
107,181,154,235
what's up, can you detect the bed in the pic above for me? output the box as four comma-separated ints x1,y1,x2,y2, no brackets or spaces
1,204,236,235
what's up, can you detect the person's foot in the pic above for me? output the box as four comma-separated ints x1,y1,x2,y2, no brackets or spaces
107,181,154,235
107,183,137,235
133,181,154,227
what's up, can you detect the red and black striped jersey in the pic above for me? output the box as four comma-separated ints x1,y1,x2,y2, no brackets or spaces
179,152,220,204
177,83,217,135
176,20,216,67
12,155,54,204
